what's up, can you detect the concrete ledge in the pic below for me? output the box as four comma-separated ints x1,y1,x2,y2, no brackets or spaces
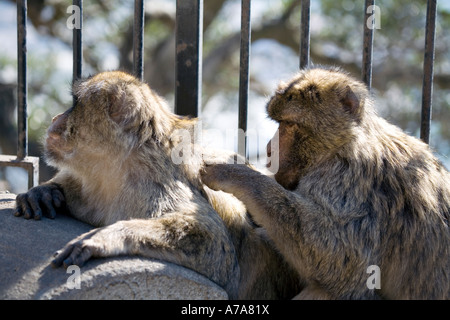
0,192,228,300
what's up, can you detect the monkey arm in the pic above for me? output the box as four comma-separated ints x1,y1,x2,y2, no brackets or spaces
51,218,182,268
201,163,363,297
201,164,318,247
51,213,240,298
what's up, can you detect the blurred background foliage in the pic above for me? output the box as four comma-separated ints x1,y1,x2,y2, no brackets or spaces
0,0,449,192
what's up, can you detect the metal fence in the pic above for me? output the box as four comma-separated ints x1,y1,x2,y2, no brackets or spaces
0,0,438,189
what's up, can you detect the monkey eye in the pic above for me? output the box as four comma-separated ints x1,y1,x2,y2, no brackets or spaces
287,94,293,101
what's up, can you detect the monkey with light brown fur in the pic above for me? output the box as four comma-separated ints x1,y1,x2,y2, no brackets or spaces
14,71,301,300
201,67,450,299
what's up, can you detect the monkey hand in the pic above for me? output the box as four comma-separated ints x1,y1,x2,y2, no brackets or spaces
51,225,125,268
201,164,291,230
201,163,261,194
14,183,65,220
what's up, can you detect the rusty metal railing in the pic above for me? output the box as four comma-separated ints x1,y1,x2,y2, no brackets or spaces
299,0,311,69
421,0,437,144
72,0,82,105
238,0,252,157
362,0,375,90
0,0,39,190
175,0,203,118
133,0,145,81
0,0,439,190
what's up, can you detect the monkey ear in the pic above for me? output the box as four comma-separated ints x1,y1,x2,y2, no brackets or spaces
340,86,360,115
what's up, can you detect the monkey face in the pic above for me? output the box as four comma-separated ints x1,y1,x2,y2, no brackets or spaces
44,101,103,170
267,68,366,132
265,67,370,186
266,121,304,190
45,71,180,172
45,107,78,166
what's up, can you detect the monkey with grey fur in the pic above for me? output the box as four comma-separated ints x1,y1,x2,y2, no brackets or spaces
201,67,450,299
14,71,301,299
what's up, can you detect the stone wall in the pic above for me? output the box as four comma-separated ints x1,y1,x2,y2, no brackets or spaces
0,192,227,300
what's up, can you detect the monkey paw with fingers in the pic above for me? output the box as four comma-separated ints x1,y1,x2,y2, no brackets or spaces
201,164,264,194
14,183,65,220
51,228,115,269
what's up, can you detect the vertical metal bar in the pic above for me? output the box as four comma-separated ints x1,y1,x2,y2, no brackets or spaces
133,0,145,81
175,0,203,117
238,0,251,157
362,0,375,90
73,0,82,105
420,0,437,145
17,0,27,159
27,158,39,190
13,0,40,189
299,0,310,69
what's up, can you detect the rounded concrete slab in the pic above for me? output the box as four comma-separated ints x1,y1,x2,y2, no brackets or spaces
0,192,227,300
